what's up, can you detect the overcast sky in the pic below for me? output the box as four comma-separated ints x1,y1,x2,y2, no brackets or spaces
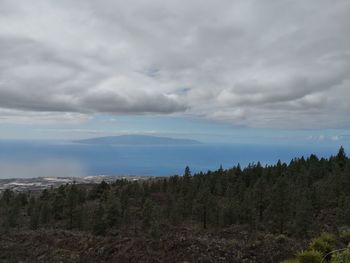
0,0,350,143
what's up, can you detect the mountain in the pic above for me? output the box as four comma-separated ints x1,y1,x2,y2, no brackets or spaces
74,135,201,145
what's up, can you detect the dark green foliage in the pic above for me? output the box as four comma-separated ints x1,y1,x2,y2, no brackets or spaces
286,232,346,263
309,238,334,258
3,196,21,229
92,204,106,236
296,250,322,263
66,184,78,229
294,192,314,237
29,204,40,230
105,193,121,228
253,177,269,223
268,177,290,234
89,180,110,200
52,191,65,220
336,146,347,169
193,186,211,229
281,259,299,263
142,199,155,230
72,205,85,230
27,196,36,217
331,245,350,263
120,189,129,216
1,189,13,205
40,201,51,225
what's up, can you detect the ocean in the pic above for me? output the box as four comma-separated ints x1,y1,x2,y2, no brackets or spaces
0,140,345,178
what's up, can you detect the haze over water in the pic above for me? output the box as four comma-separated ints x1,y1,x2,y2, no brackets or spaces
0,140,346,178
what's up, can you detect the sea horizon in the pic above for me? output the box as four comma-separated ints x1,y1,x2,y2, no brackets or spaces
0,139,347,179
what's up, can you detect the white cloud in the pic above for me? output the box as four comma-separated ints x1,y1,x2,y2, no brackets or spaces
0,0,349,128
0,108,90,124
331,135,341,141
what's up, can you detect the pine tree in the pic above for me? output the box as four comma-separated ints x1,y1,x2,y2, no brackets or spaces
52,193,65,220
29,204,40,230
40,201,51,225
27,196,36,217
120,189,129,216
1,189,13,205
106,194,121,228
66,184,78,229
294,192,313,237
193,186,211,229
92,204,106,236
336,146,347,169
142,199,155,230
181,166,194,218
5,196,21,229
253,177,269,223
72,205,85,230
268,177,290,234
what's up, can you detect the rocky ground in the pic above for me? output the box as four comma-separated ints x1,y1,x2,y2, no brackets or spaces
0,226,305,263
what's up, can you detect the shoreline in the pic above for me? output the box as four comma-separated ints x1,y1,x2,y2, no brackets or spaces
0,175,158,193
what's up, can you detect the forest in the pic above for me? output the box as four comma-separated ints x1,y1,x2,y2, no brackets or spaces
1,147,350,262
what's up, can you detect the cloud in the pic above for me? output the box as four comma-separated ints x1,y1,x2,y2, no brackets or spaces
0,108,90,124
0,0,349,128
305,134,346,142
80,75,186,114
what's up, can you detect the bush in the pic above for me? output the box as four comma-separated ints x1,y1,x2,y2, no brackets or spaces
281,259,299,263
310,238,333,256
340,229,350,243
296,250,322,263
331,245,350,263
309,232,336,260
275,234,288,243
319,233,336,245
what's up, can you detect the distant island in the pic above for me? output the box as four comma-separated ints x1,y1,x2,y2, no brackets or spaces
74,135,202,145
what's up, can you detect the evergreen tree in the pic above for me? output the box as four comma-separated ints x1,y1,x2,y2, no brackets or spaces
3,199,20,229
27,196,36,217
336,146,347,170
193,186,211,229
29,204,40,230
142,199,155,230
106,194,121,228
253,177,269,223
66,184,78,229
92,204,106,236
268,177,290,234
294,192,313,237
40,201,51,225
52,192,65,220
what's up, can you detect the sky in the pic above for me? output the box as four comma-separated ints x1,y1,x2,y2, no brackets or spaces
0,0,350,145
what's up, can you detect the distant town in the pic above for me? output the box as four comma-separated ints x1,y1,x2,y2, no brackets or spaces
0,175,153,193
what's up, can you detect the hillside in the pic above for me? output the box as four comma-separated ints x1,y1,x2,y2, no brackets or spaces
1,147,350,262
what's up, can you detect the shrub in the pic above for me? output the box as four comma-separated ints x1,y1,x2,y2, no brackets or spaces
331,245,350,263
281,259,300,263
309,232,336,258
275,234,288,243
296,250,322,263
319,233,336,246
340,229,350,243
310,238,333,256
